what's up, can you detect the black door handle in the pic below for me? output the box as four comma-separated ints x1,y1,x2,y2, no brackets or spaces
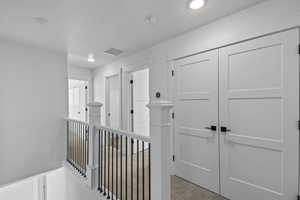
220,126,231,132
205,125,217,131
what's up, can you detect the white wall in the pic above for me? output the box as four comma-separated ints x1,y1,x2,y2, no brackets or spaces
166,0,300,59
0,176,39,200
0,39,68,186
47,1,300,198
94,49,169,126
65,169,100,200
92,0,300,181
46,168,66,200
94,0,300,109
68,65,94,102
45,167,102,200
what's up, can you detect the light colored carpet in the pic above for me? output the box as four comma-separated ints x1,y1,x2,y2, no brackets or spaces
171,176,226,200
70,133,227,200
98,144,226,200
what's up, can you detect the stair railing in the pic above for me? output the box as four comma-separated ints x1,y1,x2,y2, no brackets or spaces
96,125,151,200
66,118,89,177
65,101,173,200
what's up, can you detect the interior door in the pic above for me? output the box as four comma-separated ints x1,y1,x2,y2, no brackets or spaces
107,74,120,128
131,68,150,136
68,79,87,121
174,50,219,193
219,29,299,200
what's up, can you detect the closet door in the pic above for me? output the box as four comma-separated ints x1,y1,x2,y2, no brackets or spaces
174,50,219,193
219,29,299,200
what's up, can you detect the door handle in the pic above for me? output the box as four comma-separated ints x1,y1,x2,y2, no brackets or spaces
205,125,217,131
220,126,231,133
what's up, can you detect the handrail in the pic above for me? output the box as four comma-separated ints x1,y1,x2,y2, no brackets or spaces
65,117,89,126
95,125,151,143
65,118,150,143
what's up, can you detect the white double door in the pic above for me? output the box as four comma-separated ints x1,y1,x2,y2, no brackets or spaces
174,29,299,200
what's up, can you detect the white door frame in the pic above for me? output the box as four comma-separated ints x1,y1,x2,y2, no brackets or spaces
125,66,150,132
169,61,176,175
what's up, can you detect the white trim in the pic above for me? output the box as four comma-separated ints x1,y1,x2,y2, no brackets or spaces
37,175,47,200
119,68,123,129
168,61,176,175
65,117,90,126
105,76,110,126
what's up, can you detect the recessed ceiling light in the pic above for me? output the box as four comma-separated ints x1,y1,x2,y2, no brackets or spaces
189,0,205,10
87,54,95,63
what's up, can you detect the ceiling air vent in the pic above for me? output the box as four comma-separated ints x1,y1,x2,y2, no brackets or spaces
104,48,123,56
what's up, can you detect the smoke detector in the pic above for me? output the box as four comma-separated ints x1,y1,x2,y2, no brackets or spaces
104,48,123,56
33,17,48,25
144,15,157,25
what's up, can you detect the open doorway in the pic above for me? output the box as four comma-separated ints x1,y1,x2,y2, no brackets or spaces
68,79,88,122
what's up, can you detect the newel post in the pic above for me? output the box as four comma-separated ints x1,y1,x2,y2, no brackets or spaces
147,101,173,200
87,102,103,188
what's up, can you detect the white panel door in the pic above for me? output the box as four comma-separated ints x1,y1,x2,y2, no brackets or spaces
107,74,120,129
174,50,219,193
132,68,150,136
219,29,299,200
68,79,87,122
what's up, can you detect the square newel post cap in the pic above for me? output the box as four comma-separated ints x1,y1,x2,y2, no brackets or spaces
87,102,103,108
147,101,173,126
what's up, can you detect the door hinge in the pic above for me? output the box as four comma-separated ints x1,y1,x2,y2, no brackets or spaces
85,86,88,90
171,70,175,77
172,155,175,162
130,80,133,84
130,109,134,114
298,44,300,55
85,107,88,112
172,112,175,119
298,120,300,130
297,194,300,200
